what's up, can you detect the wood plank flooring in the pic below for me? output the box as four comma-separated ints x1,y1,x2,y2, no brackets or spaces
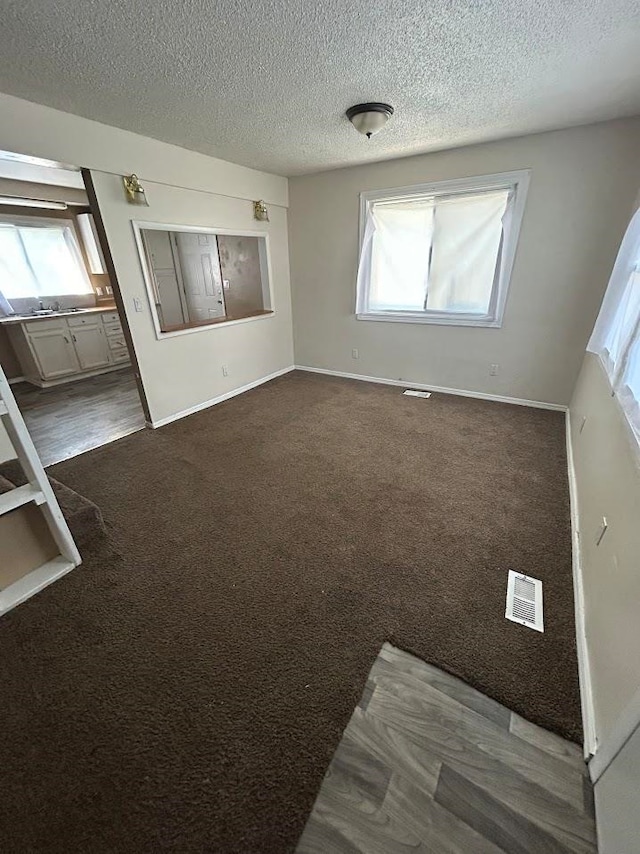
296,644,596,854
12,368,146,467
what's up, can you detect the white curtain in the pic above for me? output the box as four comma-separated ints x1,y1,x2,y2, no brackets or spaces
0,222,92,300
364,199,435,312
588,208,640,373
588,206,640,440
357,189,510,315
427,190,509,313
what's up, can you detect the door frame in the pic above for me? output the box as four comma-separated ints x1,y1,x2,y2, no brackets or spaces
81,169,152,424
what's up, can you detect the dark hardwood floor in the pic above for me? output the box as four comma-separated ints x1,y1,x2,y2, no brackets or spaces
297,643,596,854
12,367,146,467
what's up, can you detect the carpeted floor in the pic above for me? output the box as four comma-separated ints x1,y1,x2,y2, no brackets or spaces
0,371,581,853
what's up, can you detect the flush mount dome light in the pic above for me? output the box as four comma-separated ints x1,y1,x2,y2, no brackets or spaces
346,102,394,138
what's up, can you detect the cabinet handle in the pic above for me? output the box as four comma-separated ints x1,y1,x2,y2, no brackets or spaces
72,334,77,342
63,336,69,344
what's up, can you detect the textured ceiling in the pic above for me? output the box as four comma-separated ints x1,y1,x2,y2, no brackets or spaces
1,0,640,176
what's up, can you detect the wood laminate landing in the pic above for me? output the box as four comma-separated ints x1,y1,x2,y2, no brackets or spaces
296,643,596,854
13,368,146,467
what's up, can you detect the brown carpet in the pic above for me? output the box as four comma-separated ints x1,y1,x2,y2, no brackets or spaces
0,371,581,853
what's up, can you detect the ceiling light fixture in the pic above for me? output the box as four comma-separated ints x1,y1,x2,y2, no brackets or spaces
123,174,149,206
346,102,394,139
0,196,68,210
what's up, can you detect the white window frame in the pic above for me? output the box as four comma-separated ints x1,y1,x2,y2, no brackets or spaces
355,169,531,328
0,213,93,299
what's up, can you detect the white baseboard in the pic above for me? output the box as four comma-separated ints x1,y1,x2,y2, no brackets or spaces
295,365,567,412
565,409,597,759
8,375,25,385
148,365,295,429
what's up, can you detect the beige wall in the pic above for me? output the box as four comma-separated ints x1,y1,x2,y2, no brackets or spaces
0,92,287,208
289,119,640,406
594,719,640,853
0,93,293,427
91,172,293,424
570,354,640,741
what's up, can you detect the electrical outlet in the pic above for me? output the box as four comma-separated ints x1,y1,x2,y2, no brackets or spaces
595,517,608,546
222,365,229,377
352,348,359,359
490,363,499,376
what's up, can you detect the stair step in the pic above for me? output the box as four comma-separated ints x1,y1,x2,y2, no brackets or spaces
0,483,46,516
0,460,106,546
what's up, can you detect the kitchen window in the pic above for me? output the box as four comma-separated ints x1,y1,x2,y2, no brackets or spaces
355,170,530,327
0,217,93,301
588,207,640,444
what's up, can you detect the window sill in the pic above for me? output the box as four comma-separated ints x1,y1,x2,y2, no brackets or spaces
356,311,502,328
155,309,274,340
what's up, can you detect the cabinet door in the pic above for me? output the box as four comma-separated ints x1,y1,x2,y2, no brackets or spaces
29,329,80,379
70,324,111,371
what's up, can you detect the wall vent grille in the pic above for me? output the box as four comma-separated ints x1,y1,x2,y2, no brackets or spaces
506,570,544,632
403,389,431,398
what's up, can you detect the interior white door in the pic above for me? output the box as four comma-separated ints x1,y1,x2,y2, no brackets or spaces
70,324,111,371
175,233,226,322
29,328,80,379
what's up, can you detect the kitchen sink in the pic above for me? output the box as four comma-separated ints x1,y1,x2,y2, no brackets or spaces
14,308,87,318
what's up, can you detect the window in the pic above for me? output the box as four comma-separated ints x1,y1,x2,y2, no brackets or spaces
355,170,530,327
588,207,640,443
0,217,93,301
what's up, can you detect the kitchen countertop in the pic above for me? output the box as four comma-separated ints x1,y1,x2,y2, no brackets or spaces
0,306,118,325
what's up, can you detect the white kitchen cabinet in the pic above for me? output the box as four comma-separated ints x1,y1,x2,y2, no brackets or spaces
69,323,111,371
29,326,80,379
4,309,131,387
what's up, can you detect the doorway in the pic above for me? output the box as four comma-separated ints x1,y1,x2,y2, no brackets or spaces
0,150,146,466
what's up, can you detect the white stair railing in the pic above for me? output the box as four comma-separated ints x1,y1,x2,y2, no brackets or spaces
0,366,81,615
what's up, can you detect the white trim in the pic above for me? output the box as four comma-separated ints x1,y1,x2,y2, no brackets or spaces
131,220,275,341
356,310,502,328
0,213,94,299
142,309,275,341
356,169,531,329
358,170,533,208
7,375,25,385
565,409,598,759
148,365,295,428
0,556,76,617
590,685,640,783
294,365,566,411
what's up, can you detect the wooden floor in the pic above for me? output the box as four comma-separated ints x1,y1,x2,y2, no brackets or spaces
297,643,596,854
12,367,146,467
